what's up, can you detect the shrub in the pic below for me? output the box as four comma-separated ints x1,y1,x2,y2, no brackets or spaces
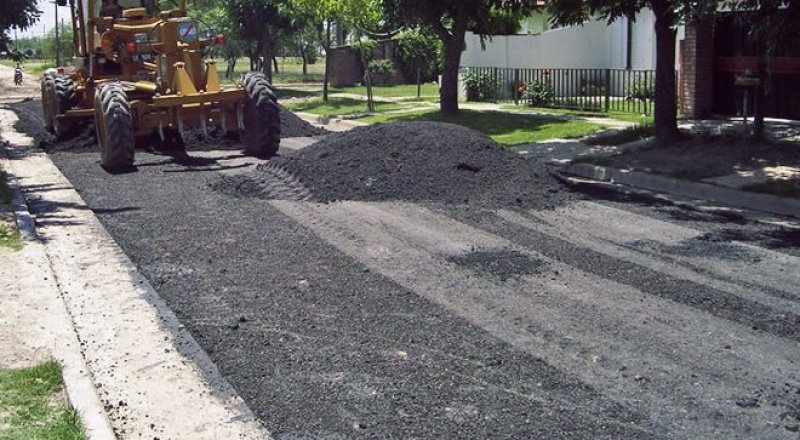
463,70,499,101
367,59,396,85
394,28,443,83
521,80,555,107
626,78,655,101
368,59,395,77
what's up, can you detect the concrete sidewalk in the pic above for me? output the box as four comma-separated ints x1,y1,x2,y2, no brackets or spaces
0,107,271,439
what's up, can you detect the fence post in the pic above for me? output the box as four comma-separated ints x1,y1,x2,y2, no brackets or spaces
604,69,611,113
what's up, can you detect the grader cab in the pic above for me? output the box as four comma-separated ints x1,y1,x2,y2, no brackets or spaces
43,0,280,171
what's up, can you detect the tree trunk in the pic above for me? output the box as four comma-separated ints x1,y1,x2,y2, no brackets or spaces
261,33,274,81
323,19,332,101
300,44,308,75
273,56,279,74
357,39,375,112
226,57,236,79
752,50,768,141
653,5,680,143
439,34,464,117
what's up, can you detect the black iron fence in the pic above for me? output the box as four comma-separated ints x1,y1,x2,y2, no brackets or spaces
463,67,655,115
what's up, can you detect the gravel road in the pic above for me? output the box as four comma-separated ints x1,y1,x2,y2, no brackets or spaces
6,98,800,439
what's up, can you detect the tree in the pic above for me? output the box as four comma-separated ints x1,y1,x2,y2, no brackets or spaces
548,1,721,143
394,27,444,84
1,0,41,51
224,0,295,80
722,0,800,140
290,0,383,102
42,24,74,63
384,0,540,116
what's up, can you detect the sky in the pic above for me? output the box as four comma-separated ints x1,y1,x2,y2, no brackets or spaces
18,0,61,39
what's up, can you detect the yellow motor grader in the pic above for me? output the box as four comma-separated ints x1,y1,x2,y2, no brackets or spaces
43,0,280,171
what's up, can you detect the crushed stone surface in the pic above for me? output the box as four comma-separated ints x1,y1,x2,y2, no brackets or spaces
7,99,323,153
5,98,800,439
216,121,575,209
447,250,547,281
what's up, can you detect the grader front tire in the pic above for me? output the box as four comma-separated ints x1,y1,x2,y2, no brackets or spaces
239,72,280,158
95,83,135,172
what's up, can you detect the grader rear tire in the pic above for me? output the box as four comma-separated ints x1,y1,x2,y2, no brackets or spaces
53,74,80,139
95,83,135,172
40,73,57,133
239,72,280,158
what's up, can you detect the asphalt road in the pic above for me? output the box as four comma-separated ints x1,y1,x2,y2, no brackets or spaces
7,99,800,439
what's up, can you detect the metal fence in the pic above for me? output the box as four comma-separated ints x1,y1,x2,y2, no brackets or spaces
463,67,655,115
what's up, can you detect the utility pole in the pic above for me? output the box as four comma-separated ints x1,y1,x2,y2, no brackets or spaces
53,1,60,66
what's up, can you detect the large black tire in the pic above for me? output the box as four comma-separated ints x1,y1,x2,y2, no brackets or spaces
94,83,135,172
239,72,280,158
53,74,80,139
40,73,57,133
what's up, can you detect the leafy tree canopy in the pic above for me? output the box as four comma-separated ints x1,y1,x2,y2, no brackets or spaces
1,0,41,49
384,0,538,39
290,0,383,32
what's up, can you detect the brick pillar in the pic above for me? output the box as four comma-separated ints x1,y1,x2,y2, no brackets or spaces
328,46,364,87
682,21,715,119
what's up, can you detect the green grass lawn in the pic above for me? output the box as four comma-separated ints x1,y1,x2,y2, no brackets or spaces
0,166,21,250
0,361,84,440
501,103,654,125
277,84,440,103
361,109,606,145
218,57,325,84
331,83,440,98
283,97,416,117
0,59,53,77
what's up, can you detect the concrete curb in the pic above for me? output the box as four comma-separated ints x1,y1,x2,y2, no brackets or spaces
1,107,271,439
2,170,37,241
560,163,800,219
1,143,117,440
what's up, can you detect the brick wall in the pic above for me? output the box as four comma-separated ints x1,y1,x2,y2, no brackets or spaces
328,42,406,87
681,21,715,119
329,46,363,87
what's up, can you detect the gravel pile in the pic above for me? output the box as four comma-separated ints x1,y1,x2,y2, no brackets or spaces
222,121,572,208
278,107,327,138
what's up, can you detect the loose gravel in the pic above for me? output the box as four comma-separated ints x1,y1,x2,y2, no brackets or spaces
7,98,800,438
8,99,323,153
217,121,574,209
447,249,547,281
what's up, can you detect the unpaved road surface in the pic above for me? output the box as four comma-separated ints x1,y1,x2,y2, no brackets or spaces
5,98,800,439
0,64,39,101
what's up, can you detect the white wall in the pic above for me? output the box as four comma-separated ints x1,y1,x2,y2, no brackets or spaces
630,10,657,70
461,10,658,71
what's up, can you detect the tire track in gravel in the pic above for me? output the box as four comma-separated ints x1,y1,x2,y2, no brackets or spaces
532,201,800,300
442,206,800,343
269,199,800,440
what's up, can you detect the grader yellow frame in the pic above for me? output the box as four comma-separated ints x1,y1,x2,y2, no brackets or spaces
43,0,280,171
